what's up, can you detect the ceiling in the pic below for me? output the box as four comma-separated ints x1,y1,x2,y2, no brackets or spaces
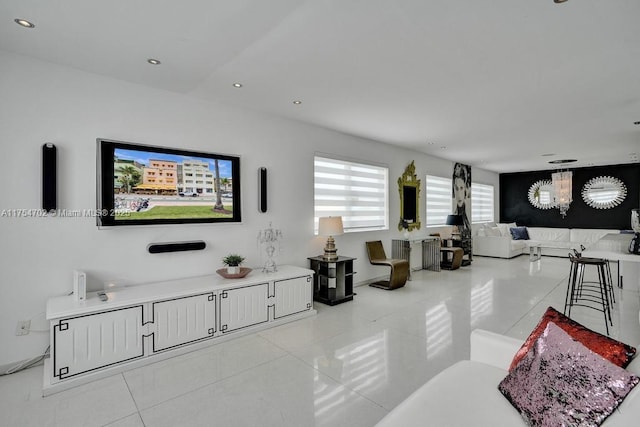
1,0,639,173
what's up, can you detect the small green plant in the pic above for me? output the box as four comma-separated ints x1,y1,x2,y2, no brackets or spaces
222,254,245,267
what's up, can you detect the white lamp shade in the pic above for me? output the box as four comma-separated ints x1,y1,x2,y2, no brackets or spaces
318,216,344,236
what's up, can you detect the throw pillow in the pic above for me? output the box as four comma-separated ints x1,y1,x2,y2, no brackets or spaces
487,227,502,237
496,223,510,237
499,322,639,427
509,226,530,240
497,222,518,237
509,306,636,372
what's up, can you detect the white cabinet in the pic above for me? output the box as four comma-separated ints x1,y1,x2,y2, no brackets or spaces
219,283,269,333
52,306,144,380
45,266,315,395
152,293,216,353
273,276,313,319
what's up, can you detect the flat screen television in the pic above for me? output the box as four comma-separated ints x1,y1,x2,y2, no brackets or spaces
97,138,241,227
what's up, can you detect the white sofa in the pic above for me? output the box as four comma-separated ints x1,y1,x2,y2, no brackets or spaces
376,329,640,426
473,224,620,259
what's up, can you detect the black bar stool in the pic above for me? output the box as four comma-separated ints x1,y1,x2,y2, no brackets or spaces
574,246,616,304
564,253,613,335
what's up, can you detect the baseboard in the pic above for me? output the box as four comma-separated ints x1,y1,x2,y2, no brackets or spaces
355,275,390,287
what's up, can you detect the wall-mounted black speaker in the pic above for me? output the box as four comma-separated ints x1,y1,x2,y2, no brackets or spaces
42,143,57,212
258,167,268,213
147,240,207,254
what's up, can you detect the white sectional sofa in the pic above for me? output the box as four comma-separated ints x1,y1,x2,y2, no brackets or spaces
473,224,620,258
376,329,640,427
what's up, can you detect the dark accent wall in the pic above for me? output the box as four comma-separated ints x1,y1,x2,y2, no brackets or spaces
500,164,640,229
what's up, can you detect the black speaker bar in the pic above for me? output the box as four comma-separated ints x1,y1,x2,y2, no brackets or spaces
147,240,207,254
42,143,57,212
258,167,267,213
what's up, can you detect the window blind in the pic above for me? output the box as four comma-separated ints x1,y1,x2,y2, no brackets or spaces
471,182,494,223
426,175,452,226
314,156,388,233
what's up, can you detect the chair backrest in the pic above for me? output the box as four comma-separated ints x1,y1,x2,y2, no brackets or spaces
366,240,387,261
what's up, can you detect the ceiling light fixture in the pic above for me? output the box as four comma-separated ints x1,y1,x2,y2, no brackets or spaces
634,121,640,125
14,18,35,28
147,59,161,65
548,159,575,218
293,100,302,105
554,0,569,3
232,83,243,88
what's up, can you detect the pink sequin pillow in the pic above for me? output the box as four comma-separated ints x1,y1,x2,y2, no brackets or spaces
509,306,636,372
499,322,639,427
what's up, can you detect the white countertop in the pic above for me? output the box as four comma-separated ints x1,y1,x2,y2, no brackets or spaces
46,265,313,320
583,233,640,262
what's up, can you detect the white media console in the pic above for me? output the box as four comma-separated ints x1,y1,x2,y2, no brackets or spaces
44,265,315,395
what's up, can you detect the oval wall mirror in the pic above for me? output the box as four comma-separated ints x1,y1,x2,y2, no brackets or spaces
528,180,556,210
581,176,627,209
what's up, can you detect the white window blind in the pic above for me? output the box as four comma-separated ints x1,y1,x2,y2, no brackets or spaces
426,175,452,226
471,182,494,223
314,156,388,233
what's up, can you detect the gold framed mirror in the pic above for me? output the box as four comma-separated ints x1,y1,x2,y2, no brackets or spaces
398,161,421,231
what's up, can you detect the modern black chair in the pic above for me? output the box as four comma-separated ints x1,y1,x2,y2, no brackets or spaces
365,240,409,290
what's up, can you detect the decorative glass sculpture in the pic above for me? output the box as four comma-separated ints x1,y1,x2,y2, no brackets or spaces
257,222,283,273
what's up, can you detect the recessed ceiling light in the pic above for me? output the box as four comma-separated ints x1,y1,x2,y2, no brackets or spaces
293,100,302,105
14,19,35,28
232,83,243,88
147,58,161,65
548,159,577,164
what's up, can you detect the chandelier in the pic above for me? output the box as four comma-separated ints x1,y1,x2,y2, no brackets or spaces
552,171,573,218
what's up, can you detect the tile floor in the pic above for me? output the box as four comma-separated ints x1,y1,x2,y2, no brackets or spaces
1,255,639,426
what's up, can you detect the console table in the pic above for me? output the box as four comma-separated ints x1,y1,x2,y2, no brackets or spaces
308,256,355,305
392,237,441,279
44,265,315,395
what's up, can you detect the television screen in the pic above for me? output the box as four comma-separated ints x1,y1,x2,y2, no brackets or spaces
97,139,241,227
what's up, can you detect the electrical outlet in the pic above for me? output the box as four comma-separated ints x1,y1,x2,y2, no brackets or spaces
15,320,30,336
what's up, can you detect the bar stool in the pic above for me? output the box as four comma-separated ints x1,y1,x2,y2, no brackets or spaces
574,247,616,305
564,253,613,335
579,244,620,289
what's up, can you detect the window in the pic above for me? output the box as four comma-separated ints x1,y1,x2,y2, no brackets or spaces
472,183,494,223
426,175,451,226
314,155,388,233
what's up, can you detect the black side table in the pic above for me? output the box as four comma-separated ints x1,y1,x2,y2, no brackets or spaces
308,256,356,305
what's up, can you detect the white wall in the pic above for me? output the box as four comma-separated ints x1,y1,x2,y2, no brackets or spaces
0,51,499,365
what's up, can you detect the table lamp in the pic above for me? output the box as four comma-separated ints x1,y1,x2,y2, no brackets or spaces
446,214,463,239
318,216,344,260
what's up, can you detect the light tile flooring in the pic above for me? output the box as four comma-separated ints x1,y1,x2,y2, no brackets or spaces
2,256,639,426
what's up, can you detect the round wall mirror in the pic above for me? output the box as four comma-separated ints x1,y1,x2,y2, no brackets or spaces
581,176,627,209
528,180,556,210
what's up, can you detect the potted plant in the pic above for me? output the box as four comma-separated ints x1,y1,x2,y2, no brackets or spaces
222,254,245,274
